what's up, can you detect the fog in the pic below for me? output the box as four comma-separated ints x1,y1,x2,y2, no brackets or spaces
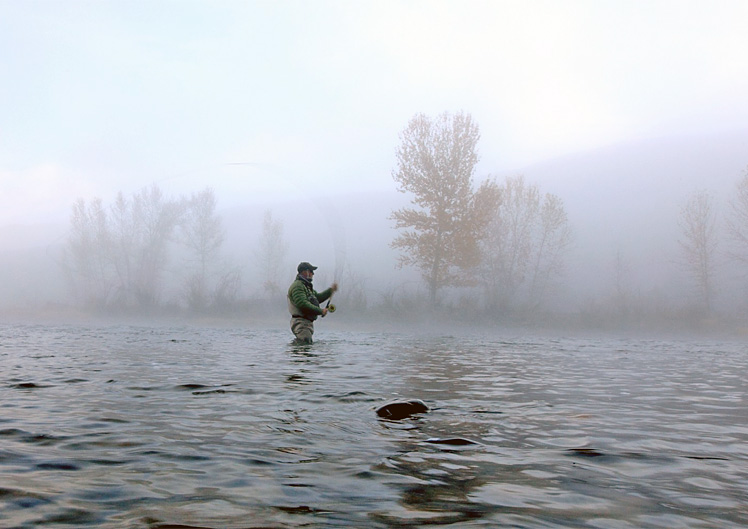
1,128,747,336
2,2,748,334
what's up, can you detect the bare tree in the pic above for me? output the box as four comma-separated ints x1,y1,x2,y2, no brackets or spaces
678,190,718,313
108,185,184,309
480,175,571,312
63,197,114,307
255,210,288,296
528,193,572,306
390,111,500,304
212,267,243,313
108,191,136,306
611,250,632,314
179,188,225,311
480,176,537,309
726,167,748,266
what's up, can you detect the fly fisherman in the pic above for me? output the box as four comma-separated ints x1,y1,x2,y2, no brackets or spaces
287,262,338,344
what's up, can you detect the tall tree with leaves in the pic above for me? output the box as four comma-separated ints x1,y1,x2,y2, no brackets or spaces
390,111,500,304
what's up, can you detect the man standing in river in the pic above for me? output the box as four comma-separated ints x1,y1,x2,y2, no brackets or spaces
287,262,338,344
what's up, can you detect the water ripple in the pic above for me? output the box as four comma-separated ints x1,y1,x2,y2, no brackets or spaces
0,324,746,528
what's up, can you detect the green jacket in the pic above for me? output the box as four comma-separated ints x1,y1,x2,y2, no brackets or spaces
287,276,333,321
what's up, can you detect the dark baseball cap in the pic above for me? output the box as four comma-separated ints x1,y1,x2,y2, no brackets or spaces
297,262,318,273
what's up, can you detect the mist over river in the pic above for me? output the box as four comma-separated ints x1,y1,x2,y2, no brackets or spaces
1,322,746,528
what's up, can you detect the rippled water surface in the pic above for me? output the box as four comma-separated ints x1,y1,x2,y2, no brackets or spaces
1,322,746,528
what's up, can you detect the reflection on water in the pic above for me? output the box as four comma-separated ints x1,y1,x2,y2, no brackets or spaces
1,323,746,528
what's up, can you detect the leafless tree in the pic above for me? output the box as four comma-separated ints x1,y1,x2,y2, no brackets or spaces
212,267,243,313
109,185,184,309
390,111,500,304
255,210,288,296
678,189,718,313
726,167,748,266
108,191,137,306
63,197,114,307
611,250,632,314
529,192,572,306
480,175,571,312
179,188,225,311
480,176,537,309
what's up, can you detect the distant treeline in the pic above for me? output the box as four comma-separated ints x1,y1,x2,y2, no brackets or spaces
63,185,241,313
61,112,748,332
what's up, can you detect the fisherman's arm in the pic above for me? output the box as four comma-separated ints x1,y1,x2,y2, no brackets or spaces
316,288,332,304
315,282,339,304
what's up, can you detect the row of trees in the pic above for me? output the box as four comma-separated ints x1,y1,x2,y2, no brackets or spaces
63,186,243,312
390,111,748,323
390,111,572,313
64,181,295,314
62,111,748,326
57,112,582,318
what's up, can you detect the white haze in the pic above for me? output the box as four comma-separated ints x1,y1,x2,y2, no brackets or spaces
1,1,748,331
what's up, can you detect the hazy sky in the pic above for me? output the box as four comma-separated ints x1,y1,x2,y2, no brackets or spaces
2,0,748,224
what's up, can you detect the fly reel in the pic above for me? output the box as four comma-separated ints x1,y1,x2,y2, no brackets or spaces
327,303,336,313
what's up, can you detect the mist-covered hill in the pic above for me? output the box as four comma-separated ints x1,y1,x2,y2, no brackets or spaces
519,129,748,305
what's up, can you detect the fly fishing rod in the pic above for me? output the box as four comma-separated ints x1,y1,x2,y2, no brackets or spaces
325,296,336,313
322,199,344,316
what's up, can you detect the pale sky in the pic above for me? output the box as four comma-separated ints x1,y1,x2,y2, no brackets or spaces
2,0,748,224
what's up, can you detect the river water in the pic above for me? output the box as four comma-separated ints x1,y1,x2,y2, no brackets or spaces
1,321,746,528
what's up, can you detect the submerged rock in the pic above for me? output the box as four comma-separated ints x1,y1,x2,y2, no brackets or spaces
375,399,429,420
566,447,605,458
424,437,480,446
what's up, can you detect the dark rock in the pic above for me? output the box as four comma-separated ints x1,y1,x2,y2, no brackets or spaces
424,437,480,446
375,399,429,420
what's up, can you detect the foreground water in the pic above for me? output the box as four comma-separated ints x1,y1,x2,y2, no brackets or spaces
1,322,746,528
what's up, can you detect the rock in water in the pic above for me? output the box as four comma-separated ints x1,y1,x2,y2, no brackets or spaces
424,437,480,446
375,399,429,420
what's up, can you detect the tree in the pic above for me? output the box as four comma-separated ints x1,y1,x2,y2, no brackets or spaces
109,185,184,309
63,197,114,307
212,267,243,313
479,175,571,312
255,210,288,296
529,192,572,306
390,111,500,304
611,250,632,315
179,188,225,311
678,190,718,313
108,191,137,306
726,167,748,266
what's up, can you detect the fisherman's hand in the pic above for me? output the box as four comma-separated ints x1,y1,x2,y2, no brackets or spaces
331,282,339,292
321,308,329,317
